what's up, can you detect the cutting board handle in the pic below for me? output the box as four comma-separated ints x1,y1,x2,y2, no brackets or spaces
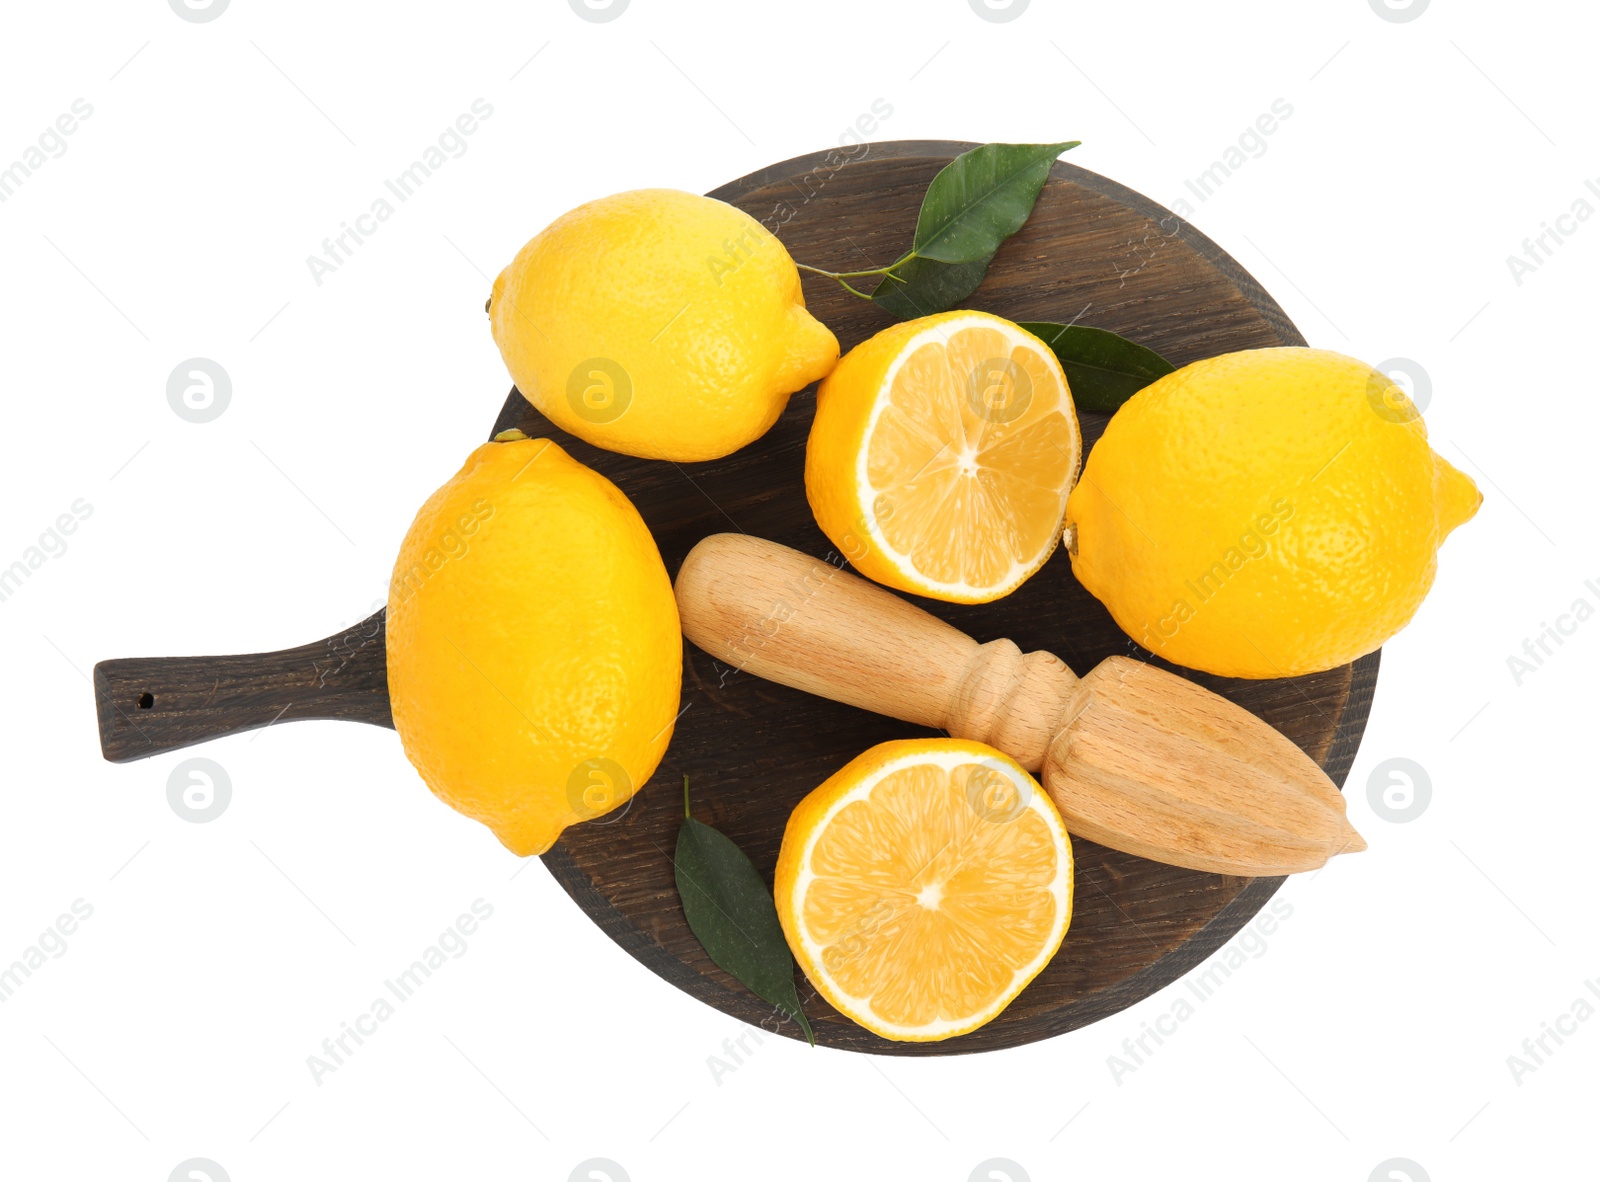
93,609,394,763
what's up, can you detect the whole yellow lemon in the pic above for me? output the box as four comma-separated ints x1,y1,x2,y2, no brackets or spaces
1063,348,1480,678
387,437,682,855
489,189,839,462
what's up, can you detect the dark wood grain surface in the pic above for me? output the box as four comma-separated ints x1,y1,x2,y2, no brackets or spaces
512,141,1378,1054
92,140,1377,1055
95,614,392,762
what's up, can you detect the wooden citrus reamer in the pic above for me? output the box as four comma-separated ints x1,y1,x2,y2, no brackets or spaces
675,533,1365,877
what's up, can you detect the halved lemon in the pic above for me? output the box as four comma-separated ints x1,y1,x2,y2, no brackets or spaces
805,310,1081,603
774,739,1073,1042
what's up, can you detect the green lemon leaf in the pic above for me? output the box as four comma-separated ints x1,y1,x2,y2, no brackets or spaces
1018,321,1176,413
871,253,994,319
912,142,1080,264
675,812,814,1045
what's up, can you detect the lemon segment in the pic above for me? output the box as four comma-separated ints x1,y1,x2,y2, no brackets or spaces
774,739,1073,1042
807,311,1081,603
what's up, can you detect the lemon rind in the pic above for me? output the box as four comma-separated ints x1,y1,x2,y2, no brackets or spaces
786,744,1073,1042
853,312,1078,602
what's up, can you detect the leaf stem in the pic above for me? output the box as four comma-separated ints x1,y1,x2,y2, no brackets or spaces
793,250,917,301
683,774,691,819
834,278,878,300
794,262,893,279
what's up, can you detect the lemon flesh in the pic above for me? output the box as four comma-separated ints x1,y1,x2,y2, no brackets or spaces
806,310,1081,603
774,739,1073,1042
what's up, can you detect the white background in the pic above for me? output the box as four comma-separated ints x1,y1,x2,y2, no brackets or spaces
1,0,1594,1179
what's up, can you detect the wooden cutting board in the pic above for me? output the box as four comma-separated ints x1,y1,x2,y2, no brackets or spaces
95,140,1377,1055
